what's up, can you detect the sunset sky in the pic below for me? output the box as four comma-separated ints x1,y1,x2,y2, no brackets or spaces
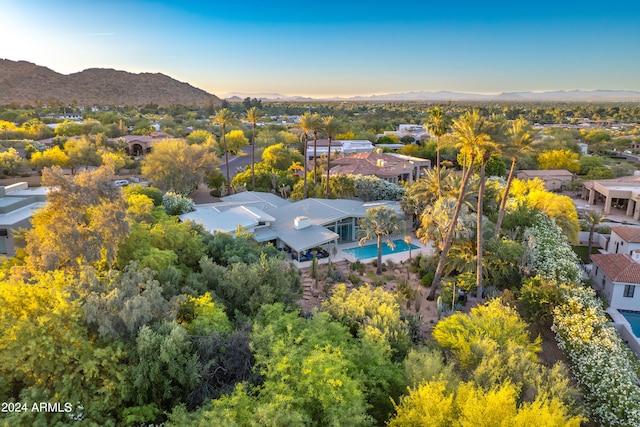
2,0,639,98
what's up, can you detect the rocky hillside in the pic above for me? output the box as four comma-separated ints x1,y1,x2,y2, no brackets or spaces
0,59,221,107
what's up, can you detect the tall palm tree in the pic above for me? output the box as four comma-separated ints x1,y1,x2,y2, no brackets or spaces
474,135,500,304
428,110,490,301
585,210,604,262
425,106,451,197
297,112,316,199
494,117,533,237
357,206,405,275
310,113,322,185
245,106,263,191
212,108,237,195
322,116,341,199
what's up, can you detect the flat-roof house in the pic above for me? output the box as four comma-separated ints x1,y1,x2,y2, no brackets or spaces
0,183,48,256
591,253,640,311
581,175,640,218
179,191,405,261
516,169,574,191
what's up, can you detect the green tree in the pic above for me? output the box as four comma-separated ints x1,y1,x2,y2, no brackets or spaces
495,117,533,237
141,138,219,195
245,106,264,190
212,108,238,194
357,206,405,275
64,136,101,174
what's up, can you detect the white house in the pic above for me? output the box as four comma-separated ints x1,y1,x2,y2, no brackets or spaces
591,252,640,310
608,226,640,255
0,183,48,256
179,191,405,262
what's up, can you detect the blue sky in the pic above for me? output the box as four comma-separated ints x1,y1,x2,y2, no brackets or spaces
2,0,639,97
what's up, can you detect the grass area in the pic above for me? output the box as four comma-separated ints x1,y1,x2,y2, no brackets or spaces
572,245,601,263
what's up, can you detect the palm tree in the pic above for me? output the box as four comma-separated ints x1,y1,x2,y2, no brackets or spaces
494,117,533,237
297,112,316,199
245,106,263,191
310,113,323,185
428,110,490,301
474,134,500,304
585,210,604,262
212,108,237,195
322,116,341,199
357,206,405,275
425,106,451,197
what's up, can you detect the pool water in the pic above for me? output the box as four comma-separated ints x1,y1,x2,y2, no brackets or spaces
344,239,419,260
620,310,640,337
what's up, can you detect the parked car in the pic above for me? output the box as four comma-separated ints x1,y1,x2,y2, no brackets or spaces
114,179,129,187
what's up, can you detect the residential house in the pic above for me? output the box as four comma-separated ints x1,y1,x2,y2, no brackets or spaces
581,174,640,218
329,151,430,184
609,226,640,255
179,191,405,262
591,253,640,311
515,169,574,191
0,183,48,256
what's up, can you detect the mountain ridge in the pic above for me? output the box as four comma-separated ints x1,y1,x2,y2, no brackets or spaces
225,89,640,102
0,59,221,106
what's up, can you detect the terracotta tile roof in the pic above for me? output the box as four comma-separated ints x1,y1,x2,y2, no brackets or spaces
611,226,640,243
517,169,573,178
591,253,640,284
330,151,415,179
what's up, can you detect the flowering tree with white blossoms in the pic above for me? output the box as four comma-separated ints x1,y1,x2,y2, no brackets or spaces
522,213,582,285
523,212,640,426
552,285,640,426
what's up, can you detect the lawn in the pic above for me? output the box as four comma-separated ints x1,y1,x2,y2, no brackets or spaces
571,245,601,263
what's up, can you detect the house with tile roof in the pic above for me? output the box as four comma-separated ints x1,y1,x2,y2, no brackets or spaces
515,169,574,191
329,151,430,184
591,252,640,310
608,226,640,254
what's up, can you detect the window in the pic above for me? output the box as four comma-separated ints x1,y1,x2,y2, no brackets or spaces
624,285,635,298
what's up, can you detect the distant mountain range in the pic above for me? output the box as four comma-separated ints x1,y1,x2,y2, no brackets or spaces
2,60,639,107
224,90,640,102
0,59,222,106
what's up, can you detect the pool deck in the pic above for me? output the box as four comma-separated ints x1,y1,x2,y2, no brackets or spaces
607,308,640,358
290,235,434,269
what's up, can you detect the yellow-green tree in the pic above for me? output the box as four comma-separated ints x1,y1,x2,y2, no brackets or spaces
23,165,129,273
141,138,219,195
389,380,583,427
30,146,69,170
537,149,580,173
224,129,249,154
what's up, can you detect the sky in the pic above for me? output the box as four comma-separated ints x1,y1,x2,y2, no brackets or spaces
2,0,640,98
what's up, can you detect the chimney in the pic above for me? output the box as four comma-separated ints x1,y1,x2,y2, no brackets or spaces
294,216,311,230
633,250,640,263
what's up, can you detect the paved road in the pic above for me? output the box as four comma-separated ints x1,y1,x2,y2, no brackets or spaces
219,146,260,180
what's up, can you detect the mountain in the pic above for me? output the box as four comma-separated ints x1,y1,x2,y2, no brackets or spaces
0,59,222,106
225,90,640,102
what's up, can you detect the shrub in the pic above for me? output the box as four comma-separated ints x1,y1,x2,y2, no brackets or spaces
347,272,362,285
421,272,434,288
162,191,196,215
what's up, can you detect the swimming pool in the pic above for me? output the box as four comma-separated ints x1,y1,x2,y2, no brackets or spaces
620,310,640,337
343,239,419,260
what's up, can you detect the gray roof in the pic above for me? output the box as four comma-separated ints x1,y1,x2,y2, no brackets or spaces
221,191,291,210
180,205,274,234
